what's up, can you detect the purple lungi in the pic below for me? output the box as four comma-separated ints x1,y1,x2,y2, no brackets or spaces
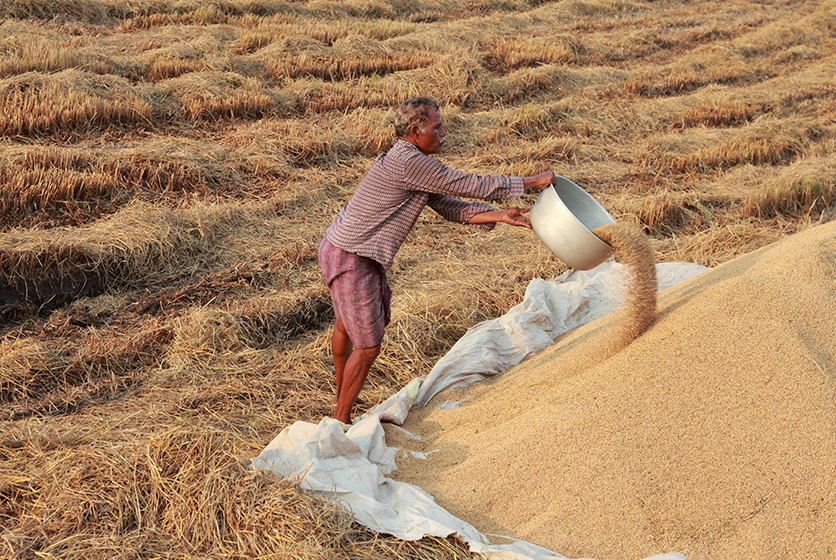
318,238,392,349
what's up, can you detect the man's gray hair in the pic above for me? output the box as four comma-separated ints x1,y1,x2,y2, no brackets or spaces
394,97,440,138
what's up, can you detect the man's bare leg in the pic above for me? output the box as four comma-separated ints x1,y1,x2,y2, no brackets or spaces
331,320,353,405
332,344,380,424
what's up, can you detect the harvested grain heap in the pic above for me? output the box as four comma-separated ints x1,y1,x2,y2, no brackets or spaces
387,221,836,560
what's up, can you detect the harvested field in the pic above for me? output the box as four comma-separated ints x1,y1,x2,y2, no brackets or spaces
1,0,834,559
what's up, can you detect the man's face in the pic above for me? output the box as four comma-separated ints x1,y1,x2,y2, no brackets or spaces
414,109,446,155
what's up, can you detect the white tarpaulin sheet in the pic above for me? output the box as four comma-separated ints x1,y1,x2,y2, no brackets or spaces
251,261,708,560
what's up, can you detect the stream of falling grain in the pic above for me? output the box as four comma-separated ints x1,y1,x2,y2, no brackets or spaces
593,222,657,351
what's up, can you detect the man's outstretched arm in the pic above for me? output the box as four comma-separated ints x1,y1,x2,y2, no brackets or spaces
466,170,555,229
466,207,533,229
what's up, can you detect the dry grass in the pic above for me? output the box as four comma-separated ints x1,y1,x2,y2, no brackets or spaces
0,423,471,559
743,156,836,219
0,0,112,23
0,70,151,137
1,0,836,558
482,34,579,72
0,21,111,78
265,33,436,80
0,144,217,230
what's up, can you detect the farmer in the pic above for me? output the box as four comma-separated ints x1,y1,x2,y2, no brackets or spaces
318,97,556,424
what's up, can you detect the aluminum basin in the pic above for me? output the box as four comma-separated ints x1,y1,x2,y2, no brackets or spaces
529,176,614,270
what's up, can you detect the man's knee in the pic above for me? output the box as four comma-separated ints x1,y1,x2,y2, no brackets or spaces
355,344,381,364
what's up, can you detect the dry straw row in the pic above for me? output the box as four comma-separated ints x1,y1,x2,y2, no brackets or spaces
0,425,471,559
0,143,214,230
0,106,395,229
2,3,828,136
1,0,529,27
0,200,265,307
0,70,152,137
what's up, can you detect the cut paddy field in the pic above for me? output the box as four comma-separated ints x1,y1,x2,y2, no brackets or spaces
1,0,835,558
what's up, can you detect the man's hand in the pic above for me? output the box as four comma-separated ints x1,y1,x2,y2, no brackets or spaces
523,170,556,190
467,207,533,229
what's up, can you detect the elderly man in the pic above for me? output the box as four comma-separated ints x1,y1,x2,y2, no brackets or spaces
318,97,555,424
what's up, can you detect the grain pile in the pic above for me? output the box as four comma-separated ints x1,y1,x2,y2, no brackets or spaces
386,221,836,560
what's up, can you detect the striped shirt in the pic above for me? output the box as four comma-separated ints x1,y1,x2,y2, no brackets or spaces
324,140,525,272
